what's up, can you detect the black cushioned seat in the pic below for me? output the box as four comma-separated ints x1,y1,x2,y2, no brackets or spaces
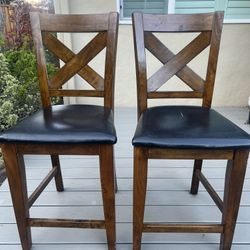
133,106,250,149
0,104,117,144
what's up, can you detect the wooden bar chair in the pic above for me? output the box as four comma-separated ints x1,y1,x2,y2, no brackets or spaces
132,11,250,250
0,12,118,250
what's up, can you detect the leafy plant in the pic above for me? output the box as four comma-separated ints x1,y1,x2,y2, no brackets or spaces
0,43,59,132
0,52,19,130
0,0,58,164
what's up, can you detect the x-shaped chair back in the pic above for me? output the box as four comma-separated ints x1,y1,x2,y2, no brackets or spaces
30,12,118,110
132,12,224,117
0,12,119,250
132,11,250,250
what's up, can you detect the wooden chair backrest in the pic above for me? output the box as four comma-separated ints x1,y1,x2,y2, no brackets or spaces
30,12,119,109
132,12,224,116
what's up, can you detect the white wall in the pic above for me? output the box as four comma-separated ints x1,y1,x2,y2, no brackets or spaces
56,0,250,107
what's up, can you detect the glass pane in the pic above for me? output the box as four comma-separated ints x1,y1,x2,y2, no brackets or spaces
123,0,169,18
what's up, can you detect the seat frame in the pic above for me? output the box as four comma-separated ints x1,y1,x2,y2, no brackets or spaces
132,11,249,250
1,12,118,250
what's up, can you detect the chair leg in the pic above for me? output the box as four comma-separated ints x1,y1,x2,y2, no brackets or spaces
2,145,32,250
190,159,203,194
113,152,118,193
50,155,64,191
99,145,116,250
220,149,249,250
133,147,148,250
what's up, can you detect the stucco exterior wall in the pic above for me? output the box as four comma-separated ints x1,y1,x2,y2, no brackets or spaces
57,0,250,107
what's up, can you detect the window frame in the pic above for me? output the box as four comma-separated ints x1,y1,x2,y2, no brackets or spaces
118,0,250,24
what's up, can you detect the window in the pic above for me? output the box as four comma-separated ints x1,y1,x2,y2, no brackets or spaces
120,0,250,23
120,0,174,19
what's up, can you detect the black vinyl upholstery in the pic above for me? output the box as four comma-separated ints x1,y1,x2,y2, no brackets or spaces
0,105,117,144
133,106,250,149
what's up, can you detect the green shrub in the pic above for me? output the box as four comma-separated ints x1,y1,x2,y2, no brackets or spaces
0,46,59,132
0,52,19,130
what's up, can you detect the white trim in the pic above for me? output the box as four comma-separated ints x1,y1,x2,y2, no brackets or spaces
120,18,132,25
116,0,121,13
168,0,175,14
119,17,250,25
53,0,69,14
224,19,250,24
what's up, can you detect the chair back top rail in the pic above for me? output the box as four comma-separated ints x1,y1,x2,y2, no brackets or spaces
143,13,214,32
39,13,110,32
132,11,224,117
30,12,119,109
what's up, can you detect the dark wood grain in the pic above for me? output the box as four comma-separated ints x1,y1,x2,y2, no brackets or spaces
100,145,116,249
147,91,203,98
133,147,148,250
31,11,119,110
104,12,119,110
144,32,205,91
148,148,234,159
18,143,100,155
132,12,148,118
1,12,119,250
143,12,214,32
49,89,104,97
131,11,248,250
132,11,224,114
2,145,32,250
49,32,107,89
39,13,110,32
196,169,223,212
203,11,224,108
30,12,51,108
28,218,105,229
147,31,211,92
28,167,57,208
220,150,249,250
143,223,223,233
190,159,203,194
50,154,64,192
43,32,104,90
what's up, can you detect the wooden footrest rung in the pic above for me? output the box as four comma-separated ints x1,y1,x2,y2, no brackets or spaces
28,167,58,208
28,218,105,229
143,223,224,233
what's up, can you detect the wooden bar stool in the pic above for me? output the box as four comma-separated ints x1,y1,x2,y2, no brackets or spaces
132,11,250,250
0,12,119,250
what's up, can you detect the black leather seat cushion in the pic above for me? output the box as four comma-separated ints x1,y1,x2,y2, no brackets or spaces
0,105,117,144
133,106,250,149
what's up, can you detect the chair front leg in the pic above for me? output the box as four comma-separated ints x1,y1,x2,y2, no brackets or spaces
220,149,249,250
50,154,64,191
2,144,32,250
133,147,148,250
99,145,116,250
190,159,203,194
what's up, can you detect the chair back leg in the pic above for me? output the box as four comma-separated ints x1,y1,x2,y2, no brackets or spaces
50,154,64,191
190,159,203,194
99,145,116,249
